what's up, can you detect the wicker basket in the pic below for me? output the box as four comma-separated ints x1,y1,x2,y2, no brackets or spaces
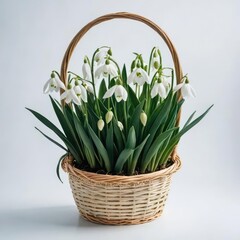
60,12,183,225
62,155,181,225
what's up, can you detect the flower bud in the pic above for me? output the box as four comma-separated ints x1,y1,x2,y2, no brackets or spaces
97,119,105,131
140,112,147,126
153,61,159,69
153,50,158,58
107,48,112,56
51,72,55,78
105,111,113,124
117,121,124,131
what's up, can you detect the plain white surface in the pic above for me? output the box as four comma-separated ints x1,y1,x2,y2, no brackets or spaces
0,0,240,239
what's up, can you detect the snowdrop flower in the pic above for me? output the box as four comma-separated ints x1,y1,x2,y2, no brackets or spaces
127,68,150,86
82,59,91,80
97,118,105,131
117,121,124,131
82,82,94,94
43,72,65,93
174,78,196,99
151,81,167,99
140,112,147,126
74,83,87,103
105,110,114,124
95,50,107,65
103,85,128,102
60,84,81,105
95,60,118,79
151,48,161,71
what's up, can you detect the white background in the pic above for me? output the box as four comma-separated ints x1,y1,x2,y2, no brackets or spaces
0,0,240,239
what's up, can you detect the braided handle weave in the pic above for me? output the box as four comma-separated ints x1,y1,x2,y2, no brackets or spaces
60,12,183,156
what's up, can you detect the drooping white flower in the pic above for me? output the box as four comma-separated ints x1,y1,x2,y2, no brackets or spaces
95,60,118,79
127,68,150,86
103,85,128,102
74,84,87,103
82,61,91,80
60,85,81,105
95,50,107,65
105,110,114,124
151,82,167,99
43,73,65,93
140,112,147,126
83,82,94,94
151,56,160,71
151,48,161,71
117,121,124,131
174,80,196,99
97,119,105,131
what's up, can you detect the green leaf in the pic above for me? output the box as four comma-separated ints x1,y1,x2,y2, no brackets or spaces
142,93,173,159
35,127,68,152
160,105,214,165
113,119,124,152
127,85,139,108
128,134,150,175
56,153,68,183
114,149,134,173
106,123,114,167
121,64,127,86
183,111,196,128
126,126,136,149
87,123,111,172
99,79,107,99
72,113,96,168
129,100,145,138
26,107,81,164
141,128,177,172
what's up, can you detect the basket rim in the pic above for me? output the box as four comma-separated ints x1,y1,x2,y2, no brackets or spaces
62,155,181,183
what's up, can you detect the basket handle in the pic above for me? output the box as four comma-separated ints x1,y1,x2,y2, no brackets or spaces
59,12,183,156
60,12,183,85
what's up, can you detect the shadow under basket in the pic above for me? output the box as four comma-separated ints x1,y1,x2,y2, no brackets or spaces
62,155,181,225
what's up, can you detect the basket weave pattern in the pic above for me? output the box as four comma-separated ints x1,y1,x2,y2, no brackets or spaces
62,155,181,225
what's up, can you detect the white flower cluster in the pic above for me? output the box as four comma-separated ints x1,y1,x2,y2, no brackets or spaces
43,47,196,132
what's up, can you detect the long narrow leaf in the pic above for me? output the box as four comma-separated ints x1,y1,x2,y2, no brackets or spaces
56,153,68,183
141,128,177,172
35,127,68,152
114,149,134,173
87,124,111,172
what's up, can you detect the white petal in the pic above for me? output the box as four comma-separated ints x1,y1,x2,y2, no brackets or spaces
140,69,150,84
181,84,190,98
173,83,184,92
103,85,117,99
189,85,196,97
95,65,104,78
43,79,51,93
121,87,128,101
151,83,159,98
80,85,87,102
158,83,167,98
74,85,81,95
114,86,124,102
109,64,118,77
70,89,81,105
127,70,136,84
55,78,66,90
82,63,88,79
60,91,67,100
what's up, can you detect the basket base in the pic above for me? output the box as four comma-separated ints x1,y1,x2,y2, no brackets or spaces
78,207,165,225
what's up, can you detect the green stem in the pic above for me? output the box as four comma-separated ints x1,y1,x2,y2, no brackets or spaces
91,49,101,116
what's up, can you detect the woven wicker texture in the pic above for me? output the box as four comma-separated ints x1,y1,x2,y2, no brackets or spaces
60,12,183,225
62,155,181,225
